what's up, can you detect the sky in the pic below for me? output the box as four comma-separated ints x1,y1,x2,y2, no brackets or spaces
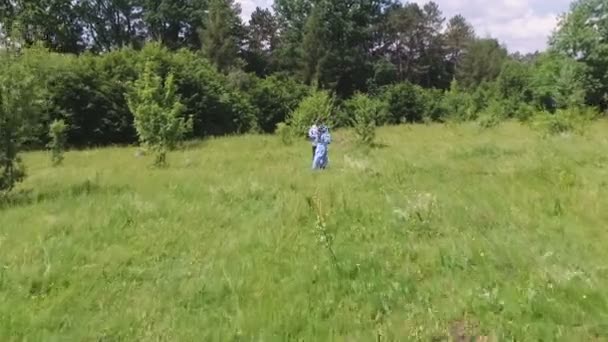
235,0,573,53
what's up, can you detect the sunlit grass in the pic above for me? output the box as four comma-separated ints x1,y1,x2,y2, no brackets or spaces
1,121,608,340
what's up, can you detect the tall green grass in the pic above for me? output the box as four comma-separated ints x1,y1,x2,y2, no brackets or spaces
1,122,608,340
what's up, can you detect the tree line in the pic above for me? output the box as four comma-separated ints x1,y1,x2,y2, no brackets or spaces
0,0,607,190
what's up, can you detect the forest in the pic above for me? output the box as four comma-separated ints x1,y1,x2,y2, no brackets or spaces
0,0,606,149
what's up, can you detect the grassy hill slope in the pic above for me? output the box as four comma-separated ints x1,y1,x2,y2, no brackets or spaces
2,122,608,340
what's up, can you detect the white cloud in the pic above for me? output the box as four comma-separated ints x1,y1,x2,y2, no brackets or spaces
412,0,568,53
236,0,570,53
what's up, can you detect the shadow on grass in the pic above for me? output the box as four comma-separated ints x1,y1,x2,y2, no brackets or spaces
371,142,389,149
0,180,129,210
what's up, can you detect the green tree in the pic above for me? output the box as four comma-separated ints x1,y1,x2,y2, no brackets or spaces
445,15,475,64
441,79,476,121
47,119,68,166
380,3,425,83
375,2,450,89
46,48,139,147
530,52,588,111
444,14,475,79
200,0,244,73
244,7,279,76
380,2,442,87
346,93,388,145
272,0,313,73
456,38,507,89
1,0,84,53
248,75,310,133
491,59,535,118
301,5,325,85
381,82,430,123
273,0,313,30
550,0,608,108
371,59,398,88
418,2,449,89
496,60,532,101
79,0,146,51
0,47,47,193
288,90,334,136
126,62,192,166
309,0,384,97
141,0,209,49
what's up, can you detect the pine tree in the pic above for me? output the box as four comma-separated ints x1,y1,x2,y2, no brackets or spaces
200,0,244,73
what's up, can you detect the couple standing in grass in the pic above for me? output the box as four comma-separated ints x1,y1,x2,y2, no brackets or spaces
308,120,332,170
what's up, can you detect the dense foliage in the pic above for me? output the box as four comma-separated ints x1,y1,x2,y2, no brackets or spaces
0,46,48,193
0,0,605,151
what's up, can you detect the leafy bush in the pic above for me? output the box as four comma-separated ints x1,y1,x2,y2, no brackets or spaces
48,119,68,166
531,107,597,136
477,113,501,129
442,80,477,121
372,59,398,88
150,45,258,137
126,62,192,166
248,75,310,133
475,99,503,128
288,90,334,137
496,60,533,103
470,82,496,114
47,48,139,146
381,82,429,123
346,93,388,145
424,88,447,122
530,53,588,112
45,43,260,147
514,103,536,122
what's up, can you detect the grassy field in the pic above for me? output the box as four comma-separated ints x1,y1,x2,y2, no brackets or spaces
1,122,608,341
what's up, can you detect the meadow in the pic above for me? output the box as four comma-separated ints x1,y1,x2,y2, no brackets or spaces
1,122,608,341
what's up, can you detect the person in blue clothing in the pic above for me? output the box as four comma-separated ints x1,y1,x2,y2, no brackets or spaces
312,124,331,170
308,120,320,161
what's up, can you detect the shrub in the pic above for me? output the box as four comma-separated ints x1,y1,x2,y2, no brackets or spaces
346,93,388,145
48,119,68,166
248,75,310,133
475,97,504,129
156,46,258,137
471,82,496,115
288,90,334,137
530,53,588,112
126,62,192,166
496,60,533,103
515,103,536,122
531,107,597,136
442,81,477,122
424,88,447,122
477,113,501,129
46,43,261,147
372,59,398,88
47,49,138,147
